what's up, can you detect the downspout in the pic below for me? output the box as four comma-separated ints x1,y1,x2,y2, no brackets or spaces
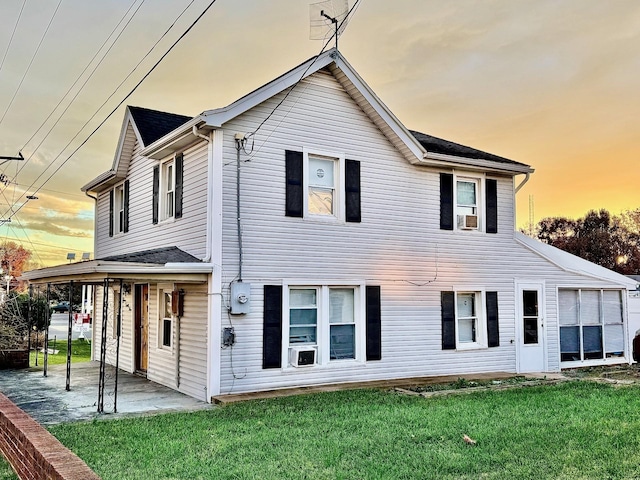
514,172,530,194
193,125,212,262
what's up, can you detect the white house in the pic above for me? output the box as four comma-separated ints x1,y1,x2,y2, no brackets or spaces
24,49,639,402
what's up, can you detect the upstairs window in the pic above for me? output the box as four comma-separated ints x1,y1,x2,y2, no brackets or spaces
308,156,336,216
456,178,479,229
162,160,175,220
153,153,183,224
285,150,361,222
109,180,129,237
115,184,125,234
440,173,497,233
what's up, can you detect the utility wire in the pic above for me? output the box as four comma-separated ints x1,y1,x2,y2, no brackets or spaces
4,0,194,193
2,0,218,222
246,0,362,142
0,0,64,128
0,0,26,74
16,0,145,178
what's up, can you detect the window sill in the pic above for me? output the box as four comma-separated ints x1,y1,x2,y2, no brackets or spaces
560,357,629,369
455,343,488,351
282,358,365,372
156,347,174,356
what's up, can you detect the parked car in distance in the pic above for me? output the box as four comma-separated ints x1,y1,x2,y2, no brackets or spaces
51,301,70,313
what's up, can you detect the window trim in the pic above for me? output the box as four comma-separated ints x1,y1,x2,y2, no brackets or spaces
454,290,487,350
114,182,126,235
157,283,175,351
558,288,627,366
282,280,365,368
303,148,345,222
453,172,484,232
160,158,176,222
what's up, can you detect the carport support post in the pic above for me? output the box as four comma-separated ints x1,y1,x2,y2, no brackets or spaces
114,279,123,413
27,284,32,366
66,281,73,391
98,279,109,413
44,283,50,377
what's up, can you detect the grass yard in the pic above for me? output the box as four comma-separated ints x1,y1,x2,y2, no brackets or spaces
28,338,92,367
0,459,16,480
47,381,640,480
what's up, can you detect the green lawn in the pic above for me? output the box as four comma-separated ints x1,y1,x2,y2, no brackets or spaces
0,459,16,480
29,338,92,367
47,381,640,480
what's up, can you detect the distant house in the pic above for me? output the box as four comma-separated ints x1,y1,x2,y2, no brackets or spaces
24,49,639,402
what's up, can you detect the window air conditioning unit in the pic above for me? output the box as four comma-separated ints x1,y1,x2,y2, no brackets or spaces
458,214,478,229
289,346,317,367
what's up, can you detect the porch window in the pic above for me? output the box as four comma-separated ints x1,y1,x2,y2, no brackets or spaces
160,289,173,348
559,289,625,363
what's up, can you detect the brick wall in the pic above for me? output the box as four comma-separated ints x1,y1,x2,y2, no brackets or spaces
0,393,100,480
0,350,29,370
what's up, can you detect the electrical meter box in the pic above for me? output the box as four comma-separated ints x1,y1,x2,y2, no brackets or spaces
230,281,251,315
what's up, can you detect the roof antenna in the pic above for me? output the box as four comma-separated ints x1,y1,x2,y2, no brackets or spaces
309,0,349,51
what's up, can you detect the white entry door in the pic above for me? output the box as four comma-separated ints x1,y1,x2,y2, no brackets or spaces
516,283,545,373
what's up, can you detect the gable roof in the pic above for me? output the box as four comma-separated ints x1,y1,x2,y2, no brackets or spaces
128,106,192,146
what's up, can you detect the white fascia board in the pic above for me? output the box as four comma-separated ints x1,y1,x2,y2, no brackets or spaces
331,54,426,162
515,232,637,289
22,261,213,281
81,170,117,193
421,152,535,175
113,108,143,169
201,52,336,128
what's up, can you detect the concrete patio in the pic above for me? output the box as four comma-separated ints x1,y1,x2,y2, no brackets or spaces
0,361,212,425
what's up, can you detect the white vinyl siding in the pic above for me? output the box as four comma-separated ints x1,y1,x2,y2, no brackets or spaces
215,69,631,394
95,139,208,260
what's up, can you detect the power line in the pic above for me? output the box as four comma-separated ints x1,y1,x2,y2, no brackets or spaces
17,0,145,168
0,0,64,128
0,0,26,74
246,0,362,142
2,0,218,222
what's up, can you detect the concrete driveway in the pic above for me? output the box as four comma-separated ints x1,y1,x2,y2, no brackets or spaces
0,362,212,425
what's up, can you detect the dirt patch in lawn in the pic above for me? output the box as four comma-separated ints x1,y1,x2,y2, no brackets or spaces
562,363,640,385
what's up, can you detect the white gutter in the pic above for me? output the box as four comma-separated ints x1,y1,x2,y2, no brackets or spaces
422,152,534,175
515,173,531,193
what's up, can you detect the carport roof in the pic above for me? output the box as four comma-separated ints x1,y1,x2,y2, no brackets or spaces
21,247,211,284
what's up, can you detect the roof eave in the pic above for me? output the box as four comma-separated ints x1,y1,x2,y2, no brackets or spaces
81,170,119,193
22,260,213,283
420,152,535,175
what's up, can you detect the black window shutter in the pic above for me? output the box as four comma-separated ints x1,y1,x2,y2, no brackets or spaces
441,291,456,349
440,173,454,230
366,285,382,361
108,190,114,237
345,159,361,223
263,285,283,369
285,150,303,217
486,179,498,234
123,179,130,233
175,153,184,219
486,291,499,347
152,165,159,224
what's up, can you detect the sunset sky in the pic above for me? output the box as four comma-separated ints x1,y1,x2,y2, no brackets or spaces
0,0,638,267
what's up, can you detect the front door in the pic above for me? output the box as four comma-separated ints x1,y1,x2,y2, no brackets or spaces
135,284,149,373
516,283,545,373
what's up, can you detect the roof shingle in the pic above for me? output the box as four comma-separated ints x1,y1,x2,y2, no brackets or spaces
128,106,192,146
99,246,201,264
